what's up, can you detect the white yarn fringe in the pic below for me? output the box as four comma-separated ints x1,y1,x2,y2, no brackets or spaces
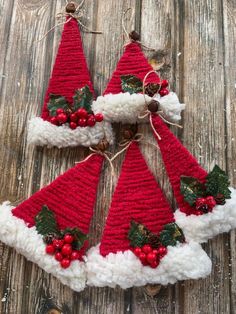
86,242,211,289
27,117,114,148
174,187,236,243
0,202,86,292
92,91,185,124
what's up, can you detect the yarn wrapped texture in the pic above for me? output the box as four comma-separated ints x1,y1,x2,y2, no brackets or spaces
103,42,160,95
41,17,94,121
100,142,175,257
12,154,103,253
151,114,207,215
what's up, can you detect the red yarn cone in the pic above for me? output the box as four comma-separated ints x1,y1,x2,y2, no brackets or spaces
151,114,207,216
151,114,236,243
103,42,160,95
100,142,174,256
86,142,211,289
92,41,185,124
0,154,103,292
28,17,113,148
41,18,94,121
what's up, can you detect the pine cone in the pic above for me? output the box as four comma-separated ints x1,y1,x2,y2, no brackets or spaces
129,30,140,41
43,233,58,244
196,204,209,213
66,3,76,13
144,83,160,97
148,234,160,249
214,193,226,205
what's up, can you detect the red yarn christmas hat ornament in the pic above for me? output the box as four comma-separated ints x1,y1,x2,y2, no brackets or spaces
151,114,236,243
0,154,103,292
92,40,185,124
28,17,113,148
86,142,211,289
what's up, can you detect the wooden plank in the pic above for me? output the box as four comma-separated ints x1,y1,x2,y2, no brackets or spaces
181,0,231,313
222,1,236,313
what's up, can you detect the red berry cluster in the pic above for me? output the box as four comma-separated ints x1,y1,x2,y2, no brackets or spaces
158,79,169,97
133,244,167,268
195,196,217,215
50,108,104,129
45,234,82,268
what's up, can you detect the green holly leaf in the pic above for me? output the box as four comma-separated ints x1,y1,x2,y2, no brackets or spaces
180,176,206,206
62,228,88,250
128,221,150,247
35,205,60,237
159,223,185,247
206,165,231,199
73,85,93,113
47,94,70,116
121,75,143,94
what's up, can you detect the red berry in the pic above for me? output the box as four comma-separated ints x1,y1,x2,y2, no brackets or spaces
146,253,156,264
158,246,167,256
77,108,88,118
56,108,65,115
196,197,206,207
94,113,104,122
70,113,78,122
87,115,96,127
61,244,72,256
60,258,71,269
45,244,55,255
139,252,146,263
195,210,204,216
52,239,64,249
152,249,158,255
64,234,74,244
150,260,159,268
134,247,142,256
71,250,80,260
159,88,169,97
70,122,77,130
55,252,63,261
161,79,169,88
57,113,68,124
50,117,59,125
142,244,152,254
206,196,216,209
77,118,87,127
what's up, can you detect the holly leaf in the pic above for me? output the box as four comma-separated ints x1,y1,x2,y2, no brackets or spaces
159,223,185,247
73,85,93,113
35,205,60,237
62,228,87,250
128,221,150,247
121,75,143,94
47,94,70,116
180,176,206,206
206,165,231,199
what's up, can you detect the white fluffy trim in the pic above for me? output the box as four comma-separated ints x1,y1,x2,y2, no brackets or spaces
86,242,211,289
92,92,185,124
0,202,86,292
27,117,114,148
153,92,186,122
174,187,236,243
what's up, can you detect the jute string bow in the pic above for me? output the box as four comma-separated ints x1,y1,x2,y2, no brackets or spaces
35,1,102,43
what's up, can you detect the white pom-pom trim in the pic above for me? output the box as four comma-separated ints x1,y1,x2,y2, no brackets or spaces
27,117,114,148
86,242,211,289
92,92,185,124
0,202,86,292
174,187,236,243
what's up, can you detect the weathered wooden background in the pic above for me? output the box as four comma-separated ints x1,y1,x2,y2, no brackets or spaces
0,0,236,313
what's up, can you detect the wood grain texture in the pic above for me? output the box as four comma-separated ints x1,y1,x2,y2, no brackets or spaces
0,0,235,313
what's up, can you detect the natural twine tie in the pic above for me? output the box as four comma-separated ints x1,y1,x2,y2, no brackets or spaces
35,1,102,43
139,70,183,140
